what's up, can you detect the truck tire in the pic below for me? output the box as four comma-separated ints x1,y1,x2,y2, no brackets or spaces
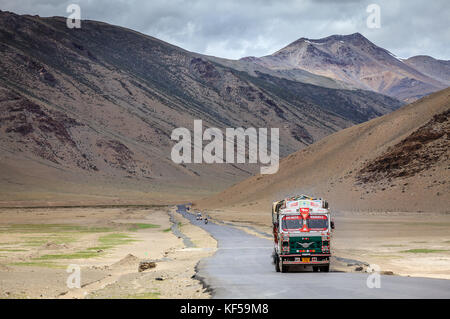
313,266,319,272
320,265,330,272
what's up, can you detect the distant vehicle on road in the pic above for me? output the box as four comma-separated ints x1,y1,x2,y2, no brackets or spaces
196,212,203,220
204,218,208,224
272,194,334,273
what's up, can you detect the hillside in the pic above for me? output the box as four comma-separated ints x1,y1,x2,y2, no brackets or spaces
0,11,403,205
243,33,448,102
404,55,450,86
195,88,450,213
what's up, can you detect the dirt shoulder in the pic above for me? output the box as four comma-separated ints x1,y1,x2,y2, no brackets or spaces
0,206,216,299
202,208,450,279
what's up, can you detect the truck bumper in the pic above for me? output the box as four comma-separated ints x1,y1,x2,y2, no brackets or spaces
280,254,330,265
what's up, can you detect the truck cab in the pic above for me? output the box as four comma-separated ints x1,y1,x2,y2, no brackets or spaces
272,195,333,273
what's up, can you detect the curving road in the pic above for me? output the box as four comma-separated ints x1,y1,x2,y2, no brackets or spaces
176,205,450,298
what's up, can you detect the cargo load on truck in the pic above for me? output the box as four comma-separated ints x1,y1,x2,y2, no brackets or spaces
272,194,334,273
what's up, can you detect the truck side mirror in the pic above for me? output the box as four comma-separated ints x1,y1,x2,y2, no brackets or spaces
331,221,335,229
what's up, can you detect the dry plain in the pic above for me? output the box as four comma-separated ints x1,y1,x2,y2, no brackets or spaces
0,206,216,299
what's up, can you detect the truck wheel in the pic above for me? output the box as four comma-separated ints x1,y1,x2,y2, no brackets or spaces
320,265,330,272
313,266,319,272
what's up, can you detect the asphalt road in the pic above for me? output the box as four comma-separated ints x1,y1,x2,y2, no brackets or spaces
176,205,450,298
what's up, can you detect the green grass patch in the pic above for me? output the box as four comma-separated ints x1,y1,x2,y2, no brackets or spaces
98,233,136,247
34,233,136,261
0,224,112,234
0,204,167,210
401,249,448,254
21,239,48,247
162,228,172,232
20,235,77,247
0,249,28,252
128,223,160,231
0,224,113,250
86,233,137,251
35,250,100,260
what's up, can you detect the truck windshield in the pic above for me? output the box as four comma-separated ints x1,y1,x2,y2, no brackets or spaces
281,215,329,231
306,216,328,230
281,216,302,230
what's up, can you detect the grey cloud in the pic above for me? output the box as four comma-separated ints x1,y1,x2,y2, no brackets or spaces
0,0,449,59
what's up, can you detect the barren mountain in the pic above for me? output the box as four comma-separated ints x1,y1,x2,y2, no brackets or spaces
0,11,402,205
196,88,450,213
244,33,448,102
404,55,450,86
203,54,355,90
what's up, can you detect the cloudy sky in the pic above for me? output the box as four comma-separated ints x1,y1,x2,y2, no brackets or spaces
1,0,449,60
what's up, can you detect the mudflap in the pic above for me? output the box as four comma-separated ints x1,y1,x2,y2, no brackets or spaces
320,264,330,272
280,260,288,273
273,250,280,272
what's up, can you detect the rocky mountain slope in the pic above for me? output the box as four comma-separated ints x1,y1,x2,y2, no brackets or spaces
0,11,405,205
196,88,450,213
203,54,355,90
242,33,448,102
404,55,450,86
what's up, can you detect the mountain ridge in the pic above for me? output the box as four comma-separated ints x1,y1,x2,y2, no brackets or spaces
240,32,448,102
0,11,422,206
404,55,450,86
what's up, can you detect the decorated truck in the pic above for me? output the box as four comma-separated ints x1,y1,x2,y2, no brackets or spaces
272,194,334,273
